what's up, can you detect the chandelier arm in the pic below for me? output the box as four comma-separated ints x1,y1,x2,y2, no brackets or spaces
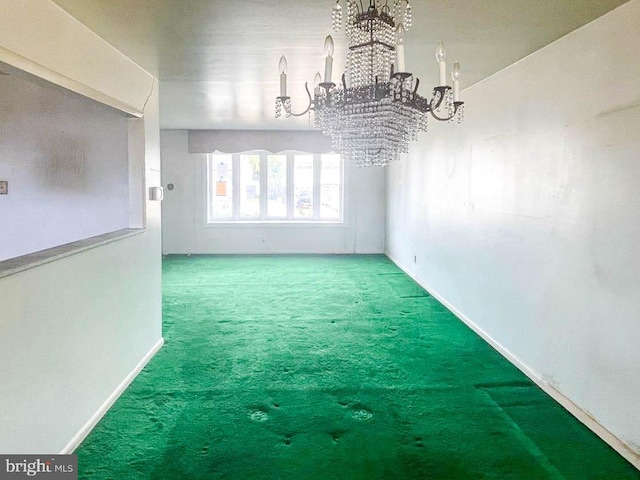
288,82,314,117
429,86,450,111
429,109,455,122
412,77,420,97
429,102,464,122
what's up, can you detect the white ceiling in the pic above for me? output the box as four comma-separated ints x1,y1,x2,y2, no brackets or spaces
51,0,630,130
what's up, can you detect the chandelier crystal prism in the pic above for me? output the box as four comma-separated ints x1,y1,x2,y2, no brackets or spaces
275,0,465,167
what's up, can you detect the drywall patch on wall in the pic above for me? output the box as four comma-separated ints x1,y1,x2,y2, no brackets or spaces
38,144,87,191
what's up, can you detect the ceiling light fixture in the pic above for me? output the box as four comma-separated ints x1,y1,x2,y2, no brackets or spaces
276,0,465,167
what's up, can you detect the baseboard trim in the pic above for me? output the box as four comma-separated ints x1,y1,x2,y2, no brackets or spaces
60,337,164,454
385,253,640,470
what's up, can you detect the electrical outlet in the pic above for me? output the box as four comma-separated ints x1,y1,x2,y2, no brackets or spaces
0,180,7,195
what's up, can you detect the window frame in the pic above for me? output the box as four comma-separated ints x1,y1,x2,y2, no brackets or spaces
206,151,344,224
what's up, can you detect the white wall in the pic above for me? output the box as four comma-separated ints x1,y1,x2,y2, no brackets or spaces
0,0,153,116
0,72,130,261
386,0,640,463
161,130,385,254
0,230,162,453
0,0,162,454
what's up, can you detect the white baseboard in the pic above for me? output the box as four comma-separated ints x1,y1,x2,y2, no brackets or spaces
386,253,640,470
60,337,164,454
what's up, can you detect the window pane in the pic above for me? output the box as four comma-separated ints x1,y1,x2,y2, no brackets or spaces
209,154,233,220
267,155,287,218
294,155,314,218
320,154,341,219
239,154,261,218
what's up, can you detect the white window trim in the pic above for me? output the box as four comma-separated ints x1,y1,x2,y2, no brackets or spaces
206,151,344,224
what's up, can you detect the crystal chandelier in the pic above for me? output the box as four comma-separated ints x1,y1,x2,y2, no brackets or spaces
275,0,465,167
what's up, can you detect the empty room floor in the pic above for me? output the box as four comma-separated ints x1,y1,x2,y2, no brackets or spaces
76,255,640,479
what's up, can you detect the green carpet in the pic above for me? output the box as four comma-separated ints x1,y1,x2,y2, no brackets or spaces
76,255,639,479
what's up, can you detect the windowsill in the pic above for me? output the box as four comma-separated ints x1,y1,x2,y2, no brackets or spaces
0,228,146,279
204,221,346,228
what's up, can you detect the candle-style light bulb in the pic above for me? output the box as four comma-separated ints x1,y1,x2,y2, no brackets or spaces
452,61,461,102
396,24,406,73
324,35,334,83
279,55,288,97
435,41,447,86
435,41,446,63
314,72,322,88
324,35,335,57
451,62,461,81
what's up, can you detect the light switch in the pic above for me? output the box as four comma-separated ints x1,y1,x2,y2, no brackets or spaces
0,180,7,195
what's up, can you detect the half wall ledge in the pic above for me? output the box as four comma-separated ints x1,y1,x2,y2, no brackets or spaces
0,228,145,279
